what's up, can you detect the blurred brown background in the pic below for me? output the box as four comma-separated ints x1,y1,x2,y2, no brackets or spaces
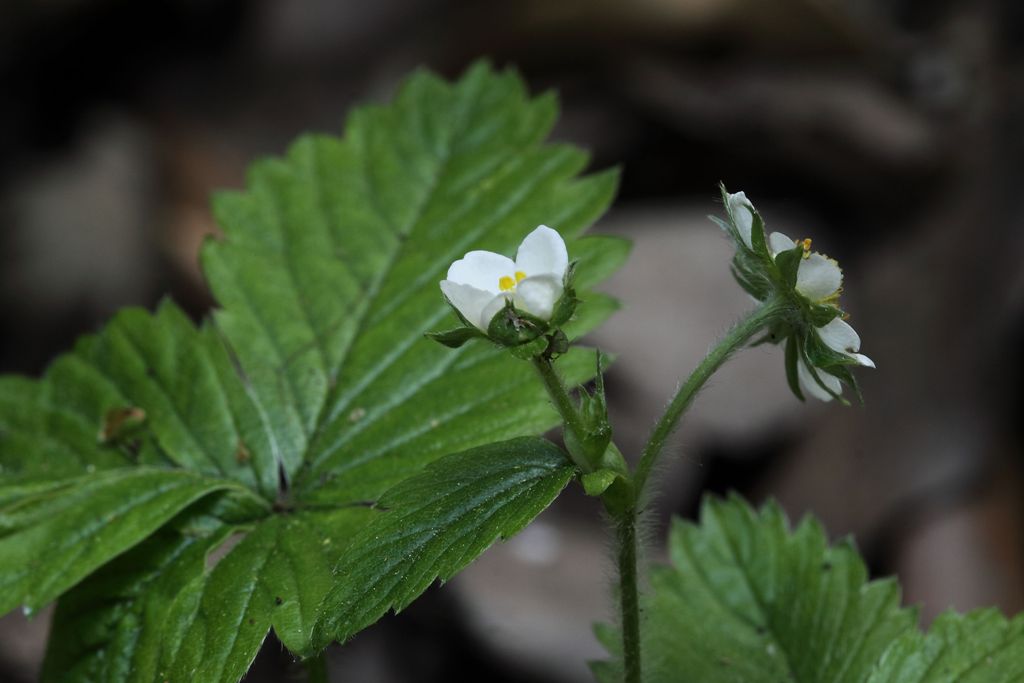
2,0,1023,681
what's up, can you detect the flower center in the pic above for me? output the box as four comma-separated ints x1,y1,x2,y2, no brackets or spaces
799,238,812,259
499,271,527,292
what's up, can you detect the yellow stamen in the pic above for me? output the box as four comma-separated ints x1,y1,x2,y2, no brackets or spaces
800,238,812,259
499,271,528,292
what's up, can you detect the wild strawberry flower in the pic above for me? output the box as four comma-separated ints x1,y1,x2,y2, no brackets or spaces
721,187,874,402
440,225,569,332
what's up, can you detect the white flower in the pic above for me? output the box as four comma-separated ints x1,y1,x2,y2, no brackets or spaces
440,225,569,332
721,189,873,402
726,191,755,249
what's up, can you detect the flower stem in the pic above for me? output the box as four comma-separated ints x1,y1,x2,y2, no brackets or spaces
305,651,328,683
616,508,642,683
633,299,784,496
531,355,593,473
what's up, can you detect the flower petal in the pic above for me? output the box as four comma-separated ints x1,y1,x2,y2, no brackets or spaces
796,253,842,301
816,318,875,367
768,231,796,257
817,317,861,354
515,225,568,280
797,358,842,402
850,352,875,368
514,274,563,320
447,250,517,294
480,293,512,331
727,192,754,249
440,281,496,331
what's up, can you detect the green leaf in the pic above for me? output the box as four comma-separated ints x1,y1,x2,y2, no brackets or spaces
5,61,626,680
312,436,575,650
594,495,1024,683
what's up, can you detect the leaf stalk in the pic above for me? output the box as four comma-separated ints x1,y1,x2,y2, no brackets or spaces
305,650,329,683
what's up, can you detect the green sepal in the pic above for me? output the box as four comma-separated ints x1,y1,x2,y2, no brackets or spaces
747,207,770,260
718,183,770,261
549,263,580,328
580,468,635,515
545,329,570,358
804,328,857,369
564,417,612,471
599,473,635,516
825,364,863,405
549,290,579,329
784,335,805,402
807,303,842,328
730,262,773,302
487,301,549,347
507,335,550,360
708,214,732,235
581,468,619,497
563,350,615,471
424,326,486,349
716,184,746,247
774,245,804,290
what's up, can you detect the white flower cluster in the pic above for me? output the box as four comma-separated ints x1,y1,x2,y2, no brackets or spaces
727,191,874,402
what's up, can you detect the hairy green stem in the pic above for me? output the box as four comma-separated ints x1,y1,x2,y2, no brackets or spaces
616,509,642,683
531,355,593,472
633,299,784,495
305,651,328,683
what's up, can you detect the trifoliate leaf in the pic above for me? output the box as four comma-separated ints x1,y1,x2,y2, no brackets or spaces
2,61,626,682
